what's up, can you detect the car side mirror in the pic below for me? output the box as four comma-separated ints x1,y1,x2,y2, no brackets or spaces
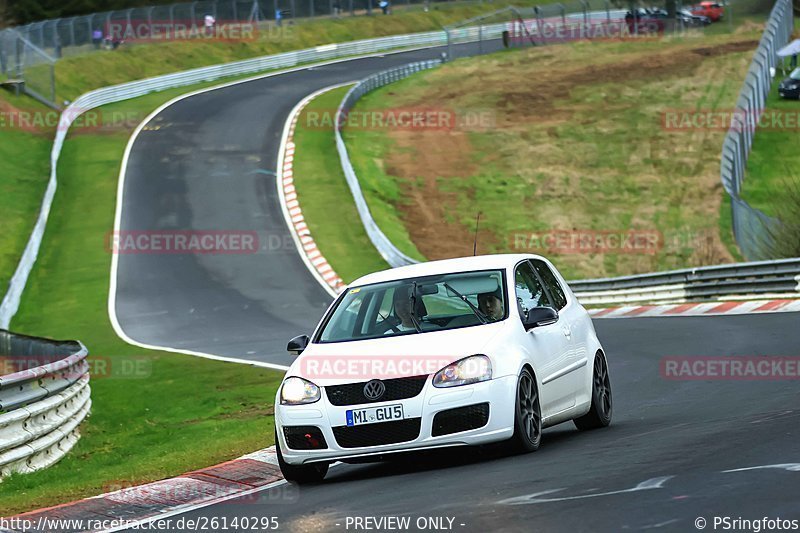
287,334,309,356
523,306,559,330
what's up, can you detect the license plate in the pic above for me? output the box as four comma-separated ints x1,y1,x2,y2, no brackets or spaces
346,404,404,426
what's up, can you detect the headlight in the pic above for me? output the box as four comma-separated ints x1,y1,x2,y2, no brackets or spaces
280,377,321,405
789,84,799,90
433,355,492,388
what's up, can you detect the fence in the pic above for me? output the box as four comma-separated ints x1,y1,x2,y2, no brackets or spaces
0,330,90,478
719,0,794,260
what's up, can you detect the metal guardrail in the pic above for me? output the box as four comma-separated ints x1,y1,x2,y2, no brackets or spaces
336,59,443,267
334,24,511,268
0,330,90,478
0,30,469,329
569,258,800,305
719,0,794,260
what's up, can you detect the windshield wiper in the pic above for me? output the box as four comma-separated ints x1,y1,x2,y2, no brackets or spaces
407,282,423,333
443,282,488,324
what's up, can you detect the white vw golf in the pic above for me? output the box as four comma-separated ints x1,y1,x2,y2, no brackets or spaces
274,254,612,483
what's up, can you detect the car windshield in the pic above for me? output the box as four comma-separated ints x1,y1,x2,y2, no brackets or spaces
317,270,507,343
790,68,800,81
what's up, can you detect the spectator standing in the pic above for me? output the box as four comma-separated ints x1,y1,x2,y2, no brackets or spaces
204,14,216,36
379,0,389,14
92,28,103,49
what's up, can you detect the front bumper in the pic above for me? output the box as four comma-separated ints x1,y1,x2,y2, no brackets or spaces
778,87,800,99
275,375,517,465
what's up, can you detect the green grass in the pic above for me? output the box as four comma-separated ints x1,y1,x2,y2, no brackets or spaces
0,125,52,296
741,71,800,218
340,32,762,280
291,85,391,282
0,83,290,516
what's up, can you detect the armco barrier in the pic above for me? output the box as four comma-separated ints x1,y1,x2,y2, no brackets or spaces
0,29,493,329
0,330,90,478
335,60,444,268
569,258,800,305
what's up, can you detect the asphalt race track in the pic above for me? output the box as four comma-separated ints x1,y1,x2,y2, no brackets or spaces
125,312,800,532
113,42,503,366
113,40,800,533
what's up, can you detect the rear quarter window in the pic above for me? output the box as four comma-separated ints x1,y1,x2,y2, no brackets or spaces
531,259,568,310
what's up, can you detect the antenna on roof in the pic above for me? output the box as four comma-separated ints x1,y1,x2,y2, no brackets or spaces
473,212,482,256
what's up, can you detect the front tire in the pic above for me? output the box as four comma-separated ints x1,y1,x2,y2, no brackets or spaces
505,368,542,453
574,352,612,430
275,430,329,484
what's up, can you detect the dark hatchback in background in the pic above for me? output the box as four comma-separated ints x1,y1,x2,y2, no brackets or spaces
779,68,800,99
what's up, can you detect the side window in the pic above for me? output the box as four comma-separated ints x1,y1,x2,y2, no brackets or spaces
514,262,552,320
531,259,568,310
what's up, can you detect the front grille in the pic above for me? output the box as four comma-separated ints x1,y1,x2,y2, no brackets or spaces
432,403,490,437
332,418,421,448
283,426,328,450
325,376,428,406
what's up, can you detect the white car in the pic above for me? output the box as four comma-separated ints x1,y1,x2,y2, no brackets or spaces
274,254,612,483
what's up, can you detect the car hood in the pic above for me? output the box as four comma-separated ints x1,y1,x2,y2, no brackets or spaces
780,77,798,86
286,321,509,386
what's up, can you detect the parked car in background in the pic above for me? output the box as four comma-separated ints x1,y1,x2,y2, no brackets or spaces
690,1,724,21
778,67,800,99
678,9,712,26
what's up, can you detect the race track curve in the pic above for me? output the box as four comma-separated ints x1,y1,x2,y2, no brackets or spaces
112,41,499,367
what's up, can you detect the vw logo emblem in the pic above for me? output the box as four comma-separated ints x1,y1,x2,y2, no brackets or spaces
363,379,385,400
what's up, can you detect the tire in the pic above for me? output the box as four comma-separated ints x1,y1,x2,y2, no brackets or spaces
275,431,329,484
505,368,542,453
574,352,612,431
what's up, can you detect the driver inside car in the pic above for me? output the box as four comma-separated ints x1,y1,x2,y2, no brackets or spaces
477,291,504,322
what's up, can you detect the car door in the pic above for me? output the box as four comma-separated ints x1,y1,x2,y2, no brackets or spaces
531,259,587,396
513,261,575,417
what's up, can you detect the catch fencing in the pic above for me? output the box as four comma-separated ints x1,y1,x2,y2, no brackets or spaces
719,0,794,260
0,0,484,105
0,330,90,478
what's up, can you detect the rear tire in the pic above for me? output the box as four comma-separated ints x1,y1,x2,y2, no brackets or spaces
275,430,329,484
505,368,542,453
574,352,612,430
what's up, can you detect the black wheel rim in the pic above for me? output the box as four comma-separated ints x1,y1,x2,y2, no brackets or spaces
518,373,541,443
594,355,612,417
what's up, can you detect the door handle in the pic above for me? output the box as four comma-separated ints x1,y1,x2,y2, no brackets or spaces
562,325,572,338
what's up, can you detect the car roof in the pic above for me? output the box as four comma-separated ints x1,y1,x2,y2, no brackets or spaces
349,254,547,287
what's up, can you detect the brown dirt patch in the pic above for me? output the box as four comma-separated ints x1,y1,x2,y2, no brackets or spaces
378,37,758,269
385,131,486,258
